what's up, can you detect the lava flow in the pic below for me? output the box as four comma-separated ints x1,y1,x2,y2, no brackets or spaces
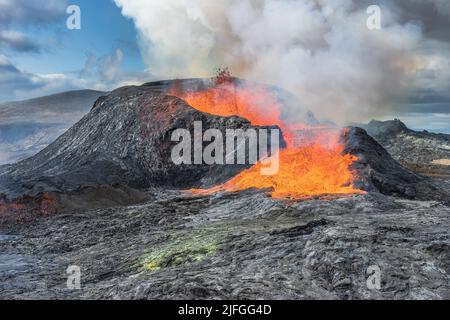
171,77,364,199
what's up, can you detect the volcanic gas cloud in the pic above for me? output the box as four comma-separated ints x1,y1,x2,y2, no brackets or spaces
171,74,364,199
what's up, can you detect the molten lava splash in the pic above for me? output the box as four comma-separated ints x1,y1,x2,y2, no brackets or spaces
171,80,364,199
171,83,283,126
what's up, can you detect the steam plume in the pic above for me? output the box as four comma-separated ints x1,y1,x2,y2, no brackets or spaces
115,0,423,124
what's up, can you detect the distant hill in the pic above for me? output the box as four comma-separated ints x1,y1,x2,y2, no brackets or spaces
0,90,107,125
360,119,450,178
0,90,107,165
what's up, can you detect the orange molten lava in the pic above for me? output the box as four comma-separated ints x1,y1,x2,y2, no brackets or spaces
173,83,282,127
171,81,363,199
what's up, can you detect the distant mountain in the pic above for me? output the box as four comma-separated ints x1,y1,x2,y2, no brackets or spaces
0,90,107,165
360,119,450,178
0,90,107,125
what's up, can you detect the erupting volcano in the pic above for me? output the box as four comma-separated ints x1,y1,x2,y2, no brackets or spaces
171,72,364,199
2,78,449,300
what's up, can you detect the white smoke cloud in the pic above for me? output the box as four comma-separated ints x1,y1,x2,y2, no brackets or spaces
114,0,424,124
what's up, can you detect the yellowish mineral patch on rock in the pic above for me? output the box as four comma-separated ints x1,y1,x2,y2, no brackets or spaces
431,159,450,166
142,229,220,272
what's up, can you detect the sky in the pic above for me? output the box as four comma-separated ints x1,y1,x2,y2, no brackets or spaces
1,0,450,132
0,0,150,101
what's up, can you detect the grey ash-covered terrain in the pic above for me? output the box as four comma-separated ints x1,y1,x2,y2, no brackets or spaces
1,190,449,300
0,79,449,300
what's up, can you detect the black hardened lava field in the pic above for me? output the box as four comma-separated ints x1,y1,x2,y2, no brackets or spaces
1,79,449,300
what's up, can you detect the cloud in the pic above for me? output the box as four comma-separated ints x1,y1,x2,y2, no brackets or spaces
98,48,125,82
0,55,41,93
0,0,67,54
413,39,450,99
0,48,151,102
0,1,79,101
0,0,67,27
0,30,41,53
0,54,81,101
384,0,450,42
77,48,152,91
114,0,429,123
0,1,148,102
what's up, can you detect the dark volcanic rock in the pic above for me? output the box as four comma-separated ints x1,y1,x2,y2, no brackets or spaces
0,190,448,300
342,127,449,203
360,120,450,178
362,119,409,137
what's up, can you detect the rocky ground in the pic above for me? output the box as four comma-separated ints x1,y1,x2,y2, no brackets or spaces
0,189,449,300
361,119,450,179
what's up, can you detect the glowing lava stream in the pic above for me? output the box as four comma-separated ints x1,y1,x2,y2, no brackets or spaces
172,82,364,199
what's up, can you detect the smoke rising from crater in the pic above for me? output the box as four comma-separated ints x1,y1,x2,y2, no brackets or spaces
115,0,424,124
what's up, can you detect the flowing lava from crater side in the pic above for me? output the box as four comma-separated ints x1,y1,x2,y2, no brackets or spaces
170,78,364,199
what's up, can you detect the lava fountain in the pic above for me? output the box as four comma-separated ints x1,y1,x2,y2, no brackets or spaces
170,74,364,199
